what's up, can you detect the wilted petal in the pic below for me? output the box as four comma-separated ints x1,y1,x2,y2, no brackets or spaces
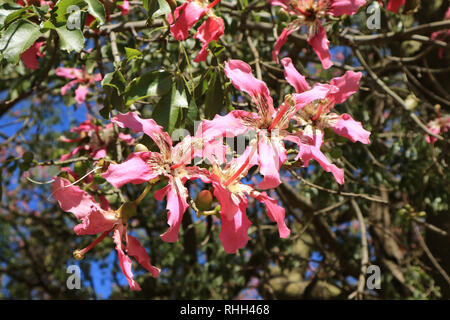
332,113,371,144
254,192,290,238
193,16,224,62
281,57,311,93
329,70,362,104
113,228,141,291
102,152,160,188
170,1,208,41
329,0,366,16
307,25,332,69
126,235,160,278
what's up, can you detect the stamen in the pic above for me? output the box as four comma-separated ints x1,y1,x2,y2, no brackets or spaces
311,104,323,121
224,145,257,187
170,148,195,170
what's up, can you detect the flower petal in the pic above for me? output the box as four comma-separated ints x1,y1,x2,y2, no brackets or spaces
386,0,405,13
329,0,366,16
102,152,160,188
126,235,160,278
112,112,172,155
75,85,89,104
193,16,224,62
52,177,101,220
73,207,117,235
307,25,332,69
281,57,311,93
218,195,251,254
329,70,362,104
272,27,296,63
224,60,275,118
332,113,371,144
169,1,208,41
155,178,189,243
256,133,286,189
113,227,141,291
254,192,290,238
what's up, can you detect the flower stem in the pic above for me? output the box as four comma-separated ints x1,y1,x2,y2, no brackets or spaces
74,229,111,259
135,180,158,205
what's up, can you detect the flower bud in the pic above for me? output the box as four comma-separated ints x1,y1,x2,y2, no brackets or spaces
195,190,213,211
134,143,149,152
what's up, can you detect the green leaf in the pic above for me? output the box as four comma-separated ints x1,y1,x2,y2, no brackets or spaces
124,47,142,62
0,3,22,28
3,7,27,27
151,78,188,134
84,0,106,25
124,71,172,106
55,25,85,52
171,76,189,109
102,69,127,114
145,0,171,20
0,20,42,64
204,70,224,119
51,0,85,24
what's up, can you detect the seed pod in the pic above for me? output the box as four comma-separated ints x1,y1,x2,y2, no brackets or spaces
195,190,213,211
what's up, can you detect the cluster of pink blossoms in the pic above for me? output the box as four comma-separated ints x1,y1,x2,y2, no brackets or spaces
55,67,102,105
270,0,366,69
52,58,370,289
169,0,224,62
59,116,134,161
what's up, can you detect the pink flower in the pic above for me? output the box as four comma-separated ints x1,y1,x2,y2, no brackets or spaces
270,0,366,69
102,112,222,242
286,60,370,183
169,0,224,62
20,41,45,70
55,67,102,104
208,150,290,253
431,7,450,59
60,117,134,161
117,0,130,15
52,177,160,290
386,0,405,13
425,115,450,144
201,59,342,187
